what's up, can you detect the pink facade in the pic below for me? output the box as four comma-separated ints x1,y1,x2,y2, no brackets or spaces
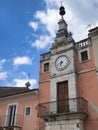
0,89,39,130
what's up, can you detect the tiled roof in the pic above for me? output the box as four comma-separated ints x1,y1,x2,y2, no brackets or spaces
0,87,38,98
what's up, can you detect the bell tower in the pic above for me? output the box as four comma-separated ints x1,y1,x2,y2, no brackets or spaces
50,5,77,103
37,4,88,130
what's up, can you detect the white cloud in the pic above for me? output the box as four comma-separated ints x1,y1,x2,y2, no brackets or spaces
13,78,37,89
0,59,7,70
13,56,32,66
0,72,8,80
65,0,98,25
42,0,87,41
95,20,98,26
30,8,59,49
29,0,98,49
35,8,59,36
28,21,38,31
0,59,6,64
32,35,52,49
45,0,59,8
17,71,28,79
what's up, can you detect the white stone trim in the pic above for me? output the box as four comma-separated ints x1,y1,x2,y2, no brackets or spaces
78,48,90,63
24,105,32,116
6,102,18,115
5,103,18,128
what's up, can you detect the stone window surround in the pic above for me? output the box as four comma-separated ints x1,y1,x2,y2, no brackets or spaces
24,106,32,116
42,61,50,73
78,48,90,63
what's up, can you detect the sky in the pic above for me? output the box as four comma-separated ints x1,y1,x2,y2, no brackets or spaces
0,0,98,89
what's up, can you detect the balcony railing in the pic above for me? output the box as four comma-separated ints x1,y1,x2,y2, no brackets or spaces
75,38,91,50
0,114,23,129
37,97,88,117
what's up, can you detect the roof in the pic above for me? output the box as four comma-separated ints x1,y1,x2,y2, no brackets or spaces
89,26,98,32
0,87,38,98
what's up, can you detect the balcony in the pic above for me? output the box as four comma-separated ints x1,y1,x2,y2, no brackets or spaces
75,38,91,50
37,97,88,120
0,114,23,129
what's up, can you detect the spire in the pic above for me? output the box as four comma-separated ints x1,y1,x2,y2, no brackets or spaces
58,3,67,31
51,4,73,49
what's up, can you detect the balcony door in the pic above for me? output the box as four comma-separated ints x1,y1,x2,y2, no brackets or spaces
57,81,69,113
7,105,16,127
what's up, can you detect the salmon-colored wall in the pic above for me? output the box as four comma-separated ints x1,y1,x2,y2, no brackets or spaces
39,82,50,103
77,47,95,71
39,62,50,81
0,93,39,130
39,61,50,103
77,46,98,130
38,61,50,130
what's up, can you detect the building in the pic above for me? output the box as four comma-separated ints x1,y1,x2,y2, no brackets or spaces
37,5,98,130
0,5,98,130
0,87,38,130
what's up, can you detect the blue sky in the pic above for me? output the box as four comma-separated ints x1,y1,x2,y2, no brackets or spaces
0,0,98,89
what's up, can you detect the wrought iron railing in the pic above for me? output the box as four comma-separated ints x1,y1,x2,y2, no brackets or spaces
37,97,88,117
0,114,23,128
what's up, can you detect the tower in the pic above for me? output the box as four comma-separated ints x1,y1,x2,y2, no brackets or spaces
50,4,77,106
37,5,88,130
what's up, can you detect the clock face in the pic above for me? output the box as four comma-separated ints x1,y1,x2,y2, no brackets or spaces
55,55,69,69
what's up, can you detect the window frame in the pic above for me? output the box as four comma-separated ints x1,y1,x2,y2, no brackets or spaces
24,106,32,116
43,62,49,72
78,48,90,63
81,50,88,62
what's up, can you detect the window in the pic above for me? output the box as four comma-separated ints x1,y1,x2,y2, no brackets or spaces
44,63,49,72
7,105,16,126
81,50,88,62
24,106,31,116
79,48,90,63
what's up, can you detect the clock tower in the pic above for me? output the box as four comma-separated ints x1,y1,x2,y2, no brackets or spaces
38,5,88,130
50,5,77,104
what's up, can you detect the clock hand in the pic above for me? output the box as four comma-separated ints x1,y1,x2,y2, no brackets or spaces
60,61,63,66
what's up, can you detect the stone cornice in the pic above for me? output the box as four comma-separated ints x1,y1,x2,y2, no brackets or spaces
51,47,74,56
